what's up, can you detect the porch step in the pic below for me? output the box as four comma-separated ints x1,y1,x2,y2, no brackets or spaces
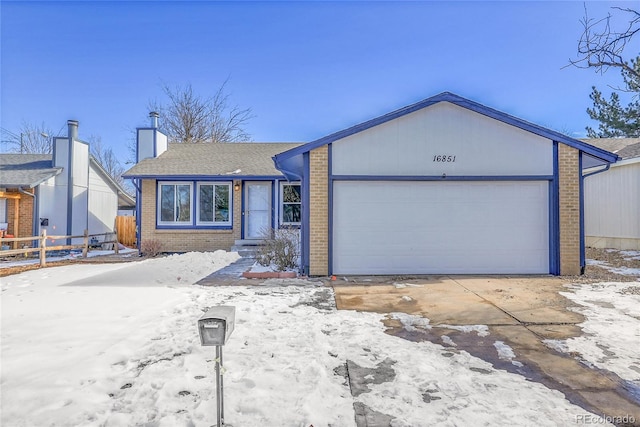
233,239,264,247
231,239,264,258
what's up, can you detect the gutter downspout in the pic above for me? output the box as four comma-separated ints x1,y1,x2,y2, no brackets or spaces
580,162,612,274
131,179,142,254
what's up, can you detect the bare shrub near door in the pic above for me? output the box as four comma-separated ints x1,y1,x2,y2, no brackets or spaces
257,227,300,271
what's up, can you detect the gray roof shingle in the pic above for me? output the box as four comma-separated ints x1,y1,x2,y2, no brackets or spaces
0,154,61,187
581,138,640,159
123,142,303,178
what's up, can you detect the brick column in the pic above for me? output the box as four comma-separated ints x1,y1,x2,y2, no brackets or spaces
309,146,329,276
558,144,581,275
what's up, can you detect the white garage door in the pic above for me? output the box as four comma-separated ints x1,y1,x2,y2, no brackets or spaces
333,181,549,274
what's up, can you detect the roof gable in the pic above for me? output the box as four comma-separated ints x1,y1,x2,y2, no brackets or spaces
274,92,619,164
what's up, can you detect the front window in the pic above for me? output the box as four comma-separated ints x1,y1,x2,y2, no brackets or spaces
158,182,192,225
197,183,231,225
281,183,301,225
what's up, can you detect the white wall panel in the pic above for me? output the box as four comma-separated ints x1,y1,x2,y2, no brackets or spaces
332,102,553,176
88,166,118,235
585,159,640,239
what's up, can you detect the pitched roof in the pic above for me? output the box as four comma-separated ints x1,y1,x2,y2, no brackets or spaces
123,142,303,179
0,154,62,187
274,92,619,175
581,138,640,159
0,154,135,206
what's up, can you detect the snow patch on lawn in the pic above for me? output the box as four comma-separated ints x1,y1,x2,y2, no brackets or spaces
552,282,640,385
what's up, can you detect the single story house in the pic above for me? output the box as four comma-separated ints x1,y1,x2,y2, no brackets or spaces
124,92,619,276
0,120,135,246
582,138,640,250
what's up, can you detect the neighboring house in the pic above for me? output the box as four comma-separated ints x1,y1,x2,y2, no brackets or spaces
582,138,640,250
0,120,135,246
124,92,619,276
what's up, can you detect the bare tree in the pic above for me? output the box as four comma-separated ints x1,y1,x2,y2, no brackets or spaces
1,122,54,153
86,135,127,188
150,80,253,143
569,5,639,81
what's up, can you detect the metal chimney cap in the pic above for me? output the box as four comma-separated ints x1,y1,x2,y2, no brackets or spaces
149,111,160,118
67,119,79,125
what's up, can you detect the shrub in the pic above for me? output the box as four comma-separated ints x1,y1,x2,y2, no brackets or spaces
140,239,163,257
257,227,300,271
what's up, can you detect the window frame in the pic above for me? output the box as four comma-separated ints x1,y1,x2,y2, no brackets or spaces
196,182,232,227
157,181,193,226
156,180,234,229
280,181,302,227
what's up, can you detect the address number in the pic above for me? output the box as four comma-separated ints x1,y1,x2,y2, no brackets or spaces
433,155,456,162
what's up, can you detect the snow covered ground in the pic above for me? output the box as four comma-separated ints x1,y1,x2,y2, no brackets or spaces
1,251,630,426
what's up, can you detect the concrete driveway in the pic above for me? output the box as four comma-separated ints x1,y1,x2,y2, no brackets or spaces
332,275,640,426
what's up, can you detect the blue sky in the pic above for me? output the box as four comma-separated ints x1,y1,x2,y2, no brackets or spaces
1,1,637,160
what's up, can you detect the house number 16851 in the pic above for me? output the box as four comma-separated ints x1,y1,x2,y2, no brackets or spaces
433,155,456,162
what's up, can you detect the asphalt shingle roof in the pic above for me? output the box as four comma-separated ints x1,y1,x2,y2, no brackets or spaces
123,142,303,178
581,138,640,159
0,154,61,187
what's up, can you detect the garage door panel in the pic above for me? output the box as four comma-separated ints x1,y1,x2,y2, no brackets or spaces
333,181,549,274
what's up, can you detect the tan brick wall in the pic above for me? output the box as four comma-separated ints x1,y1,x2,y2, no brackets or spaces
558,144,581,275
309,146,329,276
140,179,241,253
5,189,34,239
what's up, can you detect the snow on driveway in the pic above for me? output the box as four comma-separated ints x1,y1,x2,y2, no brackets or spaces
1,252,616,426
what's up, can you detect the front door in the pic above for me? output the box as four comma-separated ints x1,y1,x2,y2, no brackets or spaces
244,182,271,239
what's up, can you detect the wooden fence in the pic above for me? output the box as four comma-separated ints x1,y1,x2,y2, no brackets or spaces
0,229,119,267
115,216,136,247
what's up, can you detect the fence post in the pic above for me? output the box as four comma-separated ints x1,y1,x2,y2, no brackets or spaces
114,228,119,254
82,229,89,258
40,229,47,267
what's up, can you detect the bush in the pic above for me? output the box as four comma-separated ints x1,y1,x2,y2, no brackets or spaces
140,239,163,257
256,227,300,271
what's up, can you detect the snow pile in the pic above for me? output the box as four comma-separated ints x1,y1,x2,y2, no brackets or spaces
1,252,612,426
493,341,524,367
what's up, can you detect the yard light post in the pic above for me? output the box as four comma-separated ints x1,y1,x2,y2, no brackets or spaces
198,306,235,427
0,128,50,153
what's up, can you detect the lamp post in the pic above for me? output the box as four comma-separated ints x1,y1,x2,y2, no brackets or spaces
0,128,50,153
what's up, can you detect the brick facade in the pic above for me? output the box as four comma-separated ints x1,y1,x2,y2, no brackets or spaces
558,144,581,275
309,146,329,276
140,179,241,253
4,189,35,239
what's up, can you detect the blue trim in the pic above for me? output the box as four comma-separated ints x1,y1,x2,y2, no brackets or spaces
579,152,585,273
271,180,276,229
583,163,610,178
156,225,233,230
133,179,141,250
549,141,560,275
153,130,157,158
331,174,554,182
301,152,310,276
274,92,619,165
135,129,140,163
66,136,73,245
327,144,333,275
123,173,285,180
240,181,245,239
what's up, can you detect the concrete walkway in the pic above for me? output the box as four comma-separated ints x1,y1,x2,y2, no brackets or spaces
332,275,640,426
195,256,255,286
